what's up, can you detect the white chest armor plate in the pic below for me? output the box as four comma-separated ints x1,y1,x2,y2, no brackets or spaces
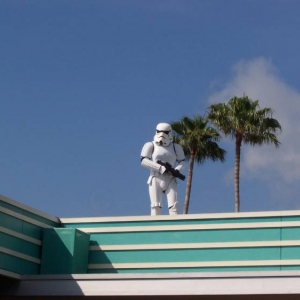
141,141,185,181
152,142,177,167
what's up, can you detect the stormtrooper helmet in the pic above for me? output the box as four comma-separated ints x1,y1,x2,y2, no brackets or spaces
154,123,173,146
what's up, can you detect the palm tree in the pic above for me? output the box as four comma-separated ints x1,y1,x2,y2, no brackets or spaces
208,95,282,212
171,115,226,214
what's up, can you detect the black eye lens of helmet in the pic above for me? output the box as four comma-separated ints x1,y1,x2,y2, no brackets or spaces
156,130,170,134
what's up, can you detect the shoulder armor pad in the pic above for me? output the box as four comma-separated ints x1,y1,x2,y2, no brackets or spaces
141,142,154,159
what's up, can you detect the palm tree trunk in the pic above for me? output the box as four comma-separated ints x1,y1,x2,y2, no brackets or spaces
234,135,242,212
183,150,195,214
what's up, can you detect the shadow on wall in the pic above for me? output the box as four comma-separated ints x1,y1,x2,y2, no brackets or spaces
0,229,91,297
88,239,117,274
40,228,90,275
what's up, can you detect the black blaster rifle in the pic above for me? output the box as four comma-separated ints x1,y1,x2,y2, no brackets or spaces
157,160,185,181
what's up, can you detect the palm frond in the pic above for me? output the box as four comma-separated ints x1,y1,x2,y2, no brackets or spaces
171,115,226,165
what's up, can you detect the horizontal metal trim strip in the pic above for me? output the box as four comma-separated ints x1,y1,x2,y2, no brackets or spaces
0,206,53,229
60,210,300,224
88,259,300,270
0,226,41,246
89,240,300,251
19,270,300,281
0,194,59,223
0,246,41,264
79,221,300,233
0,268,21,279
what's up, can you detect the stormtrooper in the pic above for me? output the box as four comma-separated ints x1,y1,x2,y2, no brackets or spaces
141,123,185,216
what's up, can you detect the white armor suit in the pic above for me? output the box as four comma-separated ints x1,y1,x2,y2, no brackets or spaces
141,123,185,216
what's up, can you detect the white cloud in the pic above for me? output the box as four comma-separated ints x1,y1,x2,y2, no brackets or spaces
208,57,300,185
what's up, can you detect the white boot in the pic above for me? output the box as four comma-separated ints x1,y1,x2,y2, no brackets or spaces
168,202,178,215
151,206,162,216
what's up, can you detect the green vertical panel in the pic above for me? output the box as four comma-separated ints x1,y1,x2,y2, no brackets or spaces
0,232,40,257
0,211,45,240
281,266,300,271
281,246,300,260
73,229,90,273
40,228,75,274
0,200,59,227
0,212,22,233
40,228,90,274
89,247,281,264
282,216,300,222
281,227,300,240
89,228,280,246
21,210,59,227
0,200,25,215
0,252,39,275
22,222,44,240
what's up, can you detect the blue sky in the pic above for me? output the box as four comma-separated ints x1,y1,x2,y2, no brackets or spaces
1,0,300,218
